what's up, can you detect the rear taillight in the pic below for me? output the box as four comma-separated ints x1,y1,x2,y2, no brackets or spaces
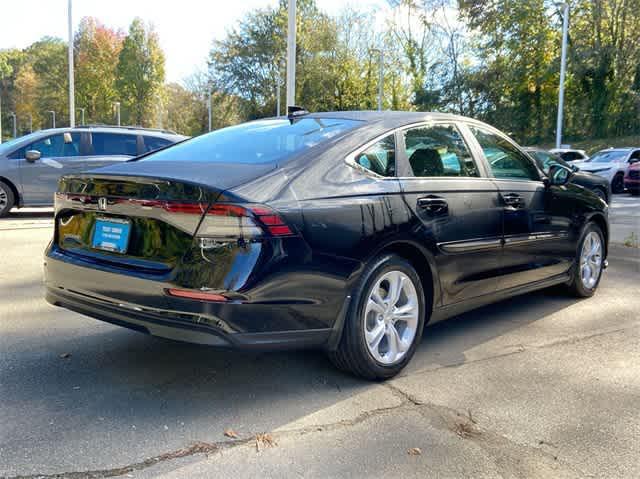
197,203,293,239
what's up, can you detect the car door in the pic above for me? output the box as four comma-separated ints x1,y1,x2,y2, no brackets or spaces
467,124,574,290
397,122,503,305
13,132,84,205
84,132,139,170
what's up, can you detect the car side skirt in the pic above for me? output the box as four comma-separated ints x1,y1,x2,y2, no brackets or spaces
429,271,571,324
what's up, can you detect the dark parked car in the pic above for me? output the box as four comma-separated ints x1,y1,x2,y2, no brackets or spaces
0,125,186,217
44,111,609,379
524,147,611,202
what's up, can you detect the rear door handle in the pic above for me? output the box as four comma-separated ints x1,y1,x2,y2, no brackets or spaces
501,193,525,209
417,196,449,215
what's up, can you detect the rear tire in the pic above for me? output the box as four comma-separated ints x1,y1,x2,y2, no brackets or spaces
328,254,426,380
611,174,625,194
565,223,605,298
0,180,16,218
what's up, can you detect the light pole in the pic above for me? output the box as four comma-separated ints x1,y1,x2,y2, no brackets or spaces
371,49,384,111
285,0,296,108
555,2,569,149
10,112,16,138
28,114,32,133
47,110,56,128
68,0,75,127
113,102,120,126
276,65,281,116
207,91,212,132
78,107,85,126
0,95,3,143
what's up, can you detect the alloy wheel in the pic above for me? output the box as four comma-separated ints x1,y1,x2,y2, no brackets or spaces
580,231,602,289
363,270,419,365
0,185,8,211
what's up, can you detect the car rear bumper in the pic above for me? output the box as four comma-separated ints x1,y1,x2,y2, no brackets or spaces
44,249,335,350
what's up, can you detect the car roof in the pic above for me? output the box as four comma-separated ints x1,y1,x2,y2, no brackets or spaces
302,110,472,128
15,126,185,139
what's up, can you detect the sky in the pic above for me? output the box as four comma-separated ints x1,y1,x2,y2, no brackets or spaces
0,0,390,83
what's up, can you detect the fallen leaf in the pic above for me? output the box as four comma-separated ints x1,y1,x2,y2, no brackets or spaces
407,447,422,456
255,433,277,452
224,428,239,439
59,353,72,359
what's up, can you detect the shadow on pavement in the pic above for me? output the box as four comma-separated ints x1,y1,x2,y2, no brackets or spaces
0,285,583,476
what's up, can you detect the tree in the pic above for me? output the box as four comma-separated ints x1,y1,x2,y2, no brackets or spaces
75,17,124,124
14,64,39,133
26,37,69,126
116,18,165,126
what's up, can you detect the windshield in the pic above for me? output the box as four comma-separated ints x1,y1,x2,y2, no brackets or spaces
589,150,627,163
141,118,363,164
0,131,48,155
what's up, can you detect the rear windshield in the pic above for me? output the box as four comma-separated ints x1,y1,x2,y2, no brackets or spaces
140,118,362,164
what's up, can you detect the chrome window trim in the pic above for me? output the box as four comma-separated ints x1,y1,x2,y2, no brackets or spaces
344,119,491,181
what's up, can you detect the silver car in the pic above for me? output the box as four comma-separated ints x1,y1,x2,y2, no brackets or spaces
0,126,186,216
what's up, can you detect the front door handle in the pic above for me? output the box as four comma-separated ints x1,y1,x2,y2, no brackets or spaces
417,196,449,215
501,193,525,209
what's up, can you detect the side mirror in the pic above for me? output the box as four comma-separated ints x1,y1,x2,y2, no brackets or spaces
25,150,41,162
629,158,640,164
548,164,573,186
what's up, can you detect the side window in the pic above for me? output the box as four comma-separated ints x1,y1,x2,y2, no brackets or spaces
470,127,539,181
355,135,395,177
90,133,138,156
143,136,172,153
12,133,81,158
403,123,479,177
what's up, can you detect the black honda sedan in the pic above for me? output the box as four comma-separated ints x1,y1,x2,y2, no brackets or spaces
45,111,608,379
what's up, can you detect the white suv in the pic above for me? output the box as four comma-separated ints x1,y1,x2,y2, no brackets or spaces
576,148,640,193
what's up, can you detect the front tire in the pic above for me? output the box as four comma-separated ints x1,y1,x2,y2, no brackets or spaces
328,254,426,380
566,223,605,297
611,174,624,194
0,181,16,218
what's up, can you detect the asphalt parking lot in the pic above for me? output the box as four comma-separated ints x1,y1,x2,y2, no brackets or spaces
1,196,639,478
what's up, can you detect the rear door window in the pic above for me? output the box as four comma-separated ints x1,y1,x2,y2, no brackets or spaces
90,133,138,156
403,124,479,177
142,136,172,153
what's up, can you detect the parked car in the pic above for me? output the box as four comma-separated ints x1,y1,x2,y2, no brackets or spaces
44,111,609,380
524,147,610,202
549,148,589,163
575,147,640,194
0,125,186,217
624,159,640,195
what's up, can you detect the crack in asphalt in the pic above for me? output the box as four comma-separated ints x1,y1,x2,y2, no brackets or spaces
5,326,632,479
392,323,638,380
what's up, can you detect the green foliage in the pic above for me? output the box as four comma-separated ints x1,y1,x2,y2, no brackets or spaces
75,17,124,124
2,0,640,142
458,0,640,143
116,18,165,126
